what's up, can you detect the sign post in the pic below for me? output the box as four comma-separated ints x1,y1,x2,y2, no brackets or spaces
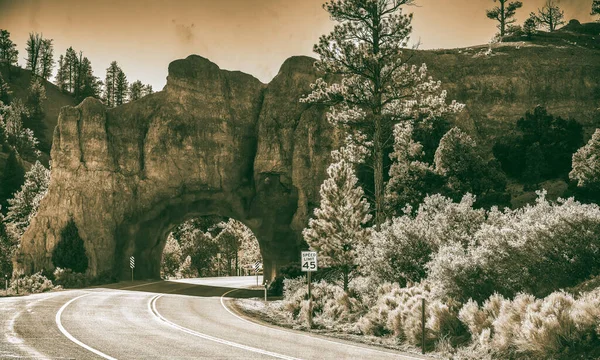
130,256,135,282
4,275,7,293
301,251,318,327
253,261,261,286
217,253,221,277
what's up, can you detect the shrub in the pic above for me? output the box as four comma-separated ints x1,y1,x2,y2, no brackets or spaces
10,271,54,294
269,263,303,296
53,267,89,288
458,289,600,358
52,219,89,273
428,193,600,302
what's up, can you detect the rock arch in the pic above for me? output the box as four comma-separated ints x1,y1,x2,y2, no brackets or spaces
15,55,340,280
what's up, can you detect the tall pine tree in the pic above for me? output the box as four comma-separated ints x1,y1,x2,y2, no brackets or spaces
0,150,25,212
129,80,144,101
55,54,66,92
5,161,49,240
39,39,54,80
25,33,43,77
104,61,120,107
303,148,371,291
303,0,463,228
486,0,523,37
0,29,19,76
52,219,88,273
115,69,128,106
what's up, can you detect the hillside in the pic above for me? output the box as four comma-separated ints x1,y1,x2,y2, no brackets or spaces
1,66,77,155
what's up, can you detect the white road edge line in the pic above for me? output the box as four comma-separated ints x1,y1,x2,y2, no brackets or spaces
148,294,302,360
55,293,118,360
220,288,425,360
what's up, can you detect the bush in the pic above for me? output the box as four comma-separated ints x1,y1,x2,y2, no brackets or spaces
10,272,54,294
269,263,303,296
427,193,600,302
53,267,89,288
357,282,466,348
458,289,600,359
52,219,89,273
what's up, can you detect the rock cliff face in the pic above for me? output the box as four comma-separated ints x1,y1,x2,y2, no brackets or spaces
15,43,600,280
15,55,336,280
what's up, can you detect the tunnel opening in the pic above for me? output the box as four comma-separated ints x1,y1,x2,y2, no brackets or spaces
160,216,263,280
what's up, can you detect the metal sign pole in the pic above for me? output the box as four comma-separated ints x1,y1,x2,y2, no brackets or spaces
308,270,312,327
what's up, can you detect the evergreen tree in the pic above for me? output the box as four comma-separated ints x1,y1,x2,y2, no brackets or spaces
0,29,19,75
3,100,39,159
78,57,101,101
115,69,128,106
0,73,11,104
533,0,565,32
302,149,372,291
0,150,25,212
5,161,49,239
39,39,54,80
65,47,78,93
52,219,88,273
434,127,509,208
142,84,153,97
129,80,143,101
25,33,43,77
24,78,47,150
570,129,600,191
0,210,14,280
593,0,600,18
104,61,120,107
486,0,524,37
55,55,66,91
523,14,538,38
303,0,463,228
385,122,443,214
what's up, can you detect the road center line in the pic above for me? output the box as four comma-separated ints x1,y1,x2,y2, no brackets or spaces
148,294,302,360
220,288,424,360
55,293,118,360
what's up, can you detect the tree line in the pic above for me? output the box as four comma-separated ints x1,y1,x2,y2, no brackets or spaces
0,29,153,107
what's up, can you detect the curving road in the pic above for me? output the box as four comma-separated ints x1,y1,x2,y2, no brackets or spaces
0,277,426,359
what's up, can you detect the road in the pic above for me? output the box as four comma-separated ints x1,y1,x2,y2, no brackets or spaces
0,276,426,359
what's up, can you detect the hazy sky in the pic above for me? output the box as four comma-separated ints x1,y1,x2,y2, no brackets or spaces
0,0,594,90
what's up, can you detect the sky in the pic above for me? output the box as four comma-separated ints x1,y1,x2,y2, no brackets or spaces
0,0,595,90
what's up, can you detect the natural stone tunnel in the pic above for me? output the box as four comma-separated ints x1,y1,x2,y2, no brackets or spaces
14,55,341,281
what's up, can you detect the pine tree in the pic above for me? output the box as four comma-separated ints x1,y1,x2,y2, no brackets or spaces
385,122,443,213
0,29,19,75
3,99,39,159
0,210,14,280
0,73,11,104
39,39,54,80
25,33,43,77
142,84,153,97
129,80,143,101
302,151,372,291
115,69,128,106
65,47,78,93
570,129,600,191
55,55,66,92
104,61,120,107
486,0,523,38
0,150,25,212
78,57,101,101
533,0,565,32
5,161,49,239
24,78,47,150
593,0,600,18
303,0,463,228
523,14,538,38
52,219,88,273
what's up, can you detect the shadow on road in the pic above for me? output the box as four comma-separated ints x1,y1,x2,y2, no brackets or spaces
96,280,264,299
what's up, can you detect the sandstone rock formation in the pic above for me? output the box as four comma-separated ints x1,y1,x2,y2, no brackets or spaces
15,55,338,280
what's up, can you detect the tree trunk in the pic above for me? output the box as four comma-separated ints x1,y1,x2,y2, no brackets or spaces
500,0,506,37
374,116,384,229
343,268,349,292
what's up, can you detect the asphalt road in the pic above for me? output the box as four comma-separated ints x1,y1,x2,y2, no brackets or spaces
0,276,426,359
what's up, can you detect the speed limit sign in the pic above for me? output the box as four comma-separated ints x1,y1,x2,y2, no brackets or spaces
301,251,318,272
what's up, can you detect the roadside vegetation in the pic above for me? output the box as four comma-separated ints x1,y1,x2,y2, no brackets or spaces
235,1,600,359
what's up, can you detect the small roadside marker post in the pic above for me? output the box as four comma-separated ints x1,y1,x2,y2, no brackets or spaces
301,251,318,328
264,280,269,302
130,256,135,282
253,261,261,286
4,274,7,293
422,297,426,354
